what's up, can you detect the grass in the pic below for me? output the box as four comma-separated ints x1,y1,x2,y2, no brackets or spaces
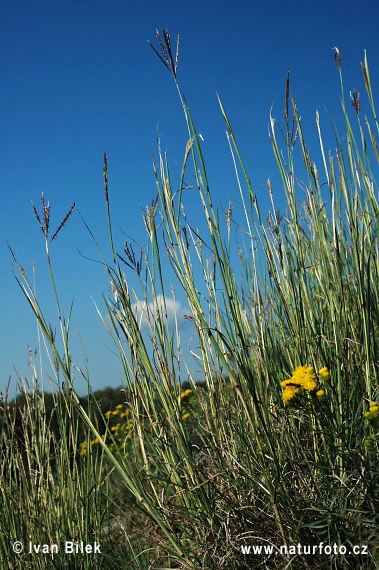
2,33,378,568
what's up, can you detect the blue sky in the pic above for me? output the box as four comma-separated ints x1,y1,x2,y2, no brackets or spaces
1,0,378,398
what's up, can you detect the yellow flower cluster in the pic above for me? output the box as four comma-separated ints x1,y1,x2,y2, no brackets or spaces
80,403,133,457
180,389,192,421
364,401,379,427
281,366,329,405
180,389,192,399
318,367,330,380
80,391,196,457
105,404,130,420
80,434,106,456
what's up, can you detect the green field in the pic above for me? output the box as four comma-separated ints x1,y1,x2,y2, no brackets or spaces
1,37,378,569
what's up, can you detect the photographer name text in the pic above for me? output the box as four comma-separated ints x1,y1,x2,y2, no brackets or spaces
28,541,101,554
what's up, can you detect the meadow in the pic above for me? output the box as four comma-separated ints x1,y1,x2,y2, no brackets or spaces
1,33,378,569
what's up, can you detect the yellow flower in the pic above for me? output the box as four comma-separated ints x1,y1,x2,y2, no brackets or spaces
364,402,379,427
116,404,124,410
316,390,326,400
292,365,317,392
281,364,319,404
282,384,301,405
318,367,330,380
180,389,192,400
182,413,190,420
302,377,317,392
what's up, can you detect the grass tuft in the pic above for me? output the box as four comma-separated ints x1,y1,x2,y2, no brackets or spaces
3,40,379,569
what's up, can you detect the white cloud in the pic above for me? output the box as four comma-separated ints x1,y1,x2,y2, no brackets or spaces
130,294,189,330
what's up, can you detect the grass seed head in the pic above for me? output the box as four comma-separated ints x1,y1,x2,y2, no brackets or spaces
333,46,342,69
350,89,360,116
